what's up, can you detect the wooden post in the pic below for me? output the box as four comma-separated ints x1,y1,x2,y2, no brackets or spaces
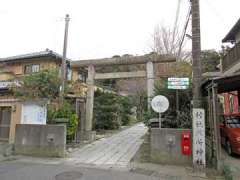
207,87,214,163
212,84,221,170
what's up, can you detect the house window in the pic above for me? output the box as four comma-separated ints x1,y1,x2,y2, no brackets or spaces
24,64,40,74
78,72,86,83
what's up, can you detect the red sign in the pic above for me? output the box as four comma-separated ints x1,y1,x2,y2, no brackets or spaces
181,131,191,155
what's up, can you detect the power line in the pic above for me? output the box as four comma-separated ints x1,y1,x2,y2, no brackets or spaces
177,4,191,60
172,0,182,39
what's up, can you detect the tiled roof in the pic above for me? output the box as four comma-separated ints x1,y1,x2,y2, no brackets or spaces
0,49,68,62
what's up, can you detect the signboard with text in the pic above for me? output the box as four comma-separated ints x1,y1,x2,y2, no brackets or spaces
151,95,169,113
0,80,20,89
167,77,189,90
21,102,47,125
193,108,206,167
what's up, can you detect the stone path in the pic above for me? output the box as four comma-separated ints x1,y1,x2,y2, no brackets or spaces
66,123,147,168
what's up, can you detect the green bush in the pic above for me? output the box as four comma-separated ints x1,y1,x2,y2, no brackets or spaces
93,90,133,130
94,91,121,130
13,69,61,101
118,96,132,125
143,110,156,127
47,102,78,137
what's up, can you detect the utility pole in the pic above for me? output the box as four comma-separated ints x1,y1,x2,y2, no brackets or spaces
191,0,206,173
61,14,70,104
191,0,202,107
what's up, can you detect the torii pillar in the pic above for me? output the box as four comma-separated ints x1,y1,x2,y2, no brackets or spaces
85,64,96,141
146,61,154,110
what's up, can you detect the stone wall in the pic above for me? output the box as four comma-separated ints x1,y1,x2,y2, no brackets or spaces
15,124,66,157
151,128,192,165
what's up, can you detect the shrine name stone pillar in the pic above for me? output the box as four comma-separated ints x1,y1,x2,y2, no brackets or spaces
146,61,154,110
85,64,96,141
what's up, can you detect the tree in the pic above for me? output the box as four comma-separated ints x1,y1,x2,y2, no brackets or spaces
13,69,61,101
118,96,133,125
93,89,133,130
94,90,121,130
152,24,190,61
201,50,221,73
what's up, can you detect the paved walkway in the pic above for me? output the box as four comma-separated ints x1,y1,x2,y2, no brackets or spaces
66,123,148,168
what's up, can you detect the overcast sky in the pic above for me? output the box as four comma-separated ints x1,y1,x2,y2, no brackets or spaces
0,0,239,60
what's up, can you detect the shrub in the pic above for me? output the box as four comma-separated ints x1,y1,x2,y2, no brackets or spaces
118,96,132,125
94,91,121,130
93,90,133,130
13,69,61,101
47,101,78,138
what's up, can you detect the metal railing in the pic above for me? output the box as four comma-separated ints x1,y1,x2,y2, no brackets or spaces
222,41,240,72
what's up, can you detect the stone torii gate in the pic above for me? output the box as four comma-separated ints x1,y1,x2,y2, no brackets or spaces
71,54,175,141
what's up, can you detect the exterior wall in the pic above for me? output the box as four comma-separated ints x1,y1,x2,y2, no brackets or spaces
70,67,88,97
0,73,15,81
150,128,192,165
0,100,22,143
15,124,66,157
3,58,60,80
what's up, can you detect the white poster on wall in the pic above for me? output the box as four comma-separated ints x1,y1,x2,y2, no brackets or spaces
21,102,47,125
193,108,206,167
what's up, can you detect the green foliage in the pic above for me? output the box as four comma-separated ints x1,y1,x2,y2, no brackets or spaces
118,96,132,125
201,50,221,73
47,101,78,137
176,108,192,128
93,89,133,130
13,69,61,101
94,91,120,130
143,110,156,127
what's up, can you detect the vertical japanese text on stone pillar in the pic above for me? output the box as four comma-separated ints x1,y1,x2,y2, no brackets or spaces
193,108,206,167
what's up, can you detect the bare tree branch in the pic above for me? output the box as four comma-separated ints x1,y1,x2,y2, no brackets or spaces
152,24,191,62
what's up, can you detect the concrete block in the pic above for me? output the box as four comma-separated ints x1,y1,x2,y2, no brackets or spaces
150,128,192,165
14,124,66,157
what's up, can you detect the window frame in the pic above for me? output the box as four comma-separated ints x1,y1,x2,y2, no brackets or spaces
24,64,40,74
